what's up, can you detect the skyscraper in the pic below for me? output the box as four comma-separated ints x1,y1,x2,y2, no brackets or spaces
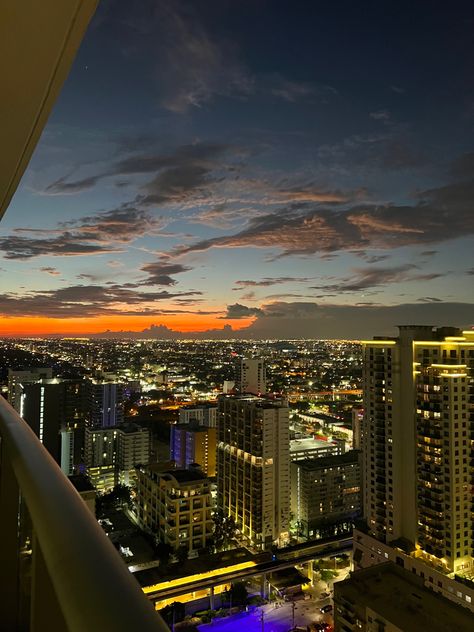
90,380,124,428
20,378,88,469
217,394,290,550
360,326,474,575
235,358,266,395
8,367,52,413
84,423,150,489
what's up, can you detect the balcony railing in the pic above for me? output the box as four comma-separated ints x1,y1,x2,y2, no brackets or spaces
0,395,168,631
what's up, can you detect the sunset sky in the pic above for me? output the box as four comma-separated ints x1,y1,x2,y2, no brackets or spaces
1,0,474,338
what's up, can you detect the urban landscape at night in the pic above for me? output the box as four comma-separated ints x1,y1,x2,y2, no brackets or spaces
0,1,473,631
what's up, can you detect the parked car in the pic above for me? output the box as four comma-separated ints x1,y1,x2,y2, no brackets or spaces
320,604,333,613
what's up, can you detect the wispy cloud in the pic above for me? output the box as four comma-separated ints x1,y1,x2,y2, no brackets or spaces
0,284,202,318
310,265,444,293
0,208,162,260
233,277,311,289
172,178,474,258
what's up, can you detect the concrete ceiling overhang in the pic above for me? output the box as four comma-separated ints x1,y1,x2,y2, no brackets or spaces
0,0,98,220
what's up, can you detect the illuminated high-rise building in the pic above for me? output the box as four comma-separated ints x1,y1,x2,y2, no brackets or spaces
360,326,474,576
90,380,124,428
8,367,52,413
84,423,150,490
217,394,290,550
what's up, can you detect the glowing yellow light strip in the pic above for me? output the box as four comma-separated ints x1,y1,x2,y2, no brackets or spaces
441,373,467,378
361,340,396,345
430,364,466,368
413,340,474,346
142,560,256,595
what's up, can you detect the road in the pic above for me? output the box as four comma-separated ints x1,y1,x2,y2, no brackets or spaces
198,599,333,632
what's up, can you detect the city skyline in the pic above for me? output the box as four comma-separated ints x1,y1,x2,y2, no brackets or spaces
1,0,474,338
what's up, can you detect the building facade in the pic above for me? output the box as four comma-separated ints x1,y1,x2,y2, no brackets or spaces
217,395,290,550
90,380,124,428
235,358,266,395
84,423,150,490
8,367,53,412
291,450,361,539
178,404,217,427
334,561,474,631
135,465,213,553
170,422,217,476
290,436,345,461
361,326,474,586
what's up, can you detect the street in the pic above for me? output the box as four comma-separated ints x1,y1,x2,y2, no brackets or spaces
198,598,333,632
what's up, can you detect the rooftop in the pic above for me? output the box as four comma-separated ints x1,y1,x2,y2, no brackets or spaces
294,449,360,470
68,474,95,493
335,562,473,632
290,436,341,453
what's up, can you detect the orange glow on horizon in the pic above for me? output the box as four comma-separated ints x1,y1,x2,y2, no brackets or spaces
0,315,255,337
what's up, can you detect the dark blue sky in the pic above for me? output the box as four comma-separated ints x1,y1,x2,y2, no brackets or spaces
2,0,473,337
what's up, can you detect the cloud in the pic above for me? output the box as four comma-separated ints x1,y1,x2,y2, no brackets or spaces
418,297,443,303
370,110,391,121
144,0,252,113
1,208,161,259
310,265,444,294
49,301,474,340
269,76,336,103
140,260,192,286
173,179,474,258
44,174,102,195
39,267,61,276
219,303,263,319
231,301,474,339
0,284,202,318
233,277,311,289
274,185,359,204
45,142,233,201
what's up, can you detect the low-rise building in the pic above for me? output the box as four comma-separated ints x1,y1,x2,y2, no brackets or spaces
334,561,474,631
135,465,214,553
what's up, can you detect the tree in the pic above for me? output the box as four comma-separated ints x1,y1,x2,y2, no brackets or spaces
212,509,237,551
160,602,185,627
175,544,189,563
96,484,132,517
225,581,248,606
296,401,311,413
155,541,173,566
319,569,338,588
